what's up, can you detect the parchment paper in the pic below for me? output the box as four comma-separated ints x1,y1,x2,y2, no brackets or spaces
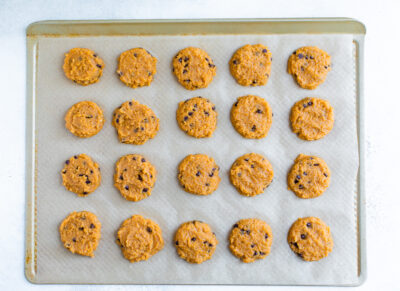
34,34,358,285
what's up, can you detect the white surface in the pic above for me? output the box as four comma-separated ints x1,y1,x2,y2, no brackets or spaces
0,0,399,290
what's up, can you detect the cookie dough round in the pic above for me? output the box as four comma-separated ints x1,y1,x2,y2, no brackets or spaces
59,211,101,257
172,47,216,90
288,217,333,261
114,154,157,202
63,48,104,86
288,154,330,199
176,97,217,138
290,97,334,141
61,154,101,196
288,46,331,90
178,154,221,196
231,95,273,139
230,153,274,197
229,44,272,86
112,99,160,145
65,101,105,138
174,220,218,264
116,48,157,88
229,218,273,263
116,215,164,263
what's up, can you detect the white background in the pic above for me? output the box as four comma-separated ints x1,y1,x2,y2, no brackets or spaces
0,0,398,290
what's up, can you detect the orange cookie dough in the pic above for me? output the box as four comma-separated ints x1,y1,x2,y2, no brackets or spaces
116,48,157,88
229,44,272,86
172,47,216,90
59,211,101,257
176,97,217,138
61,154,101,196
288,46,331,89
174,220,218,264
288,217,333,261
288,154,330,199
112,99,159,145
178,154,221,196
229,218,273,263
116,215,164,263
63,48,104,86
290,97,334,141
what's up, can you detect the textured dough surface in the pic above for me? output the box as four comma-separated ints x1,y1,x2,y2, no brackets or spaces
288,217,333,261
229,218,273,263
116,215,164,263
287,46,331,90
61,154,101,196
116,48,157,88
65,101,105,138
176,97,217,138
63,48,104,86
112,99,159,145
172,47,216,90
178,154,220,195
230,153,274,197
290,97,334,141
114,154,157,202
59,211,101,257
229,44,272,86
288,154,330,199
174,220,218,264
231,95,273,139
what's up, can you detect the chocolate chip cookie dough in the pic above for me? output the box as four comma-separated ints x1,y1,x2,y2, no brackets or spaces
114,154,157,202
231,95,273,139
178,154,221,196
288,46,331,89
288,217,333,261
112,99,159,145
176,97,217,138
290,97,334,141
63,48,104,86
230,153,274,197
172,47,216,90
61,154,101,196
229,44,272,86
116,215,164,263
116,48,157,88
65,101,105,138
229,218,273,263
288,154,330,199
59,211,101,257
174,220,218,264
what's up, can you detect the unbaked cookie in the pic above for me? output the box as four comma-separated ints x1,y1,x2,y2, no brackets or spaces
178,154,221,195
63,48,104,86
112,99,159,145
230,153,274,197
290,97,334,141
116,48,157,88
229,218,273,263
61,154,101,196
59,211,101,257
65,101,105,138
172,47,216,90
288,154,330,199
288,46,331,89
176,97,217,138
116,215,164,263
288,217,333,261
114,154,157,202
231,95,273,139
174,220,218,264
229,44,272,86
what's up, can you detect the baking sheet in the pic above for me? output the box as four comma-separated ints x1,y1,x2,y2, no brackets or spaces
33,33,358,285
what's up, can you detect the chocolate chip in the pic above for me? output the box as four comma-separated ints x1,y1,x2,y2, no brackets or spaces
313,163,319,166
303,172,307,176
96,64,102,68
306,222,312,228
294,179,299,184
93,54,97,57
255,109,263,114
178,57,182,63
62,170,66,174
251,125,256,131
253,251,258,256
79,227,84,231
244,159,249,162
297,253,304,258
293,51,297,55
191,237,196,242
184,57,189,62
188,111,193,116
208,63,215,68
85,180,91,184
205,183,210,187
310,56,314,60
141,158,146,162
308,101,313,106
125,185,129,190
252,80,257,84
74,155,78,159
233,60,238,65
296,175,301,179
208,243,213,247
324,66,328,69
209,172,214,177
298,53,304,59
260,252,266,255
72,238,77,242
90,223,95,229
142,188,148,193
196,171,201,176
246,230,250,235
146,227,152,233
251,244,255,248
175,241,179,245
301,234,306,239
265,234,269,239
138,175,142,181
120,175,124,180
83,191,88,195
233,224,239,228
204,111,209,116
251,164,255,168
183,116,188,121
148,72,152,76
234,102,238,107
141,127,144,131
212,106,215,111
262,49,267,53
116,118,119,123
184,79,190,83
183,69,187,74
299,184,304,189
324,173,328,177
